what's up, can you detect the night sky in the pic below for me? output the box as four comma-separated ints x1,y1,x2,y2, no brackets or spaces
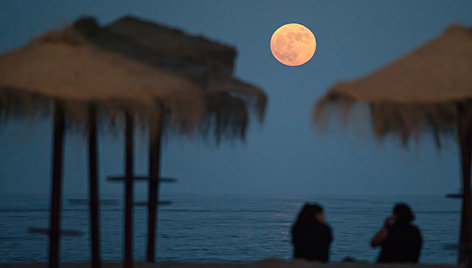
1,0,471,196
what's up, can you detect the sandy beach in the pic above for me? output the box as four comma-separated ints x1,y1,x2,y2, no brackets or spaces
0,260,462,268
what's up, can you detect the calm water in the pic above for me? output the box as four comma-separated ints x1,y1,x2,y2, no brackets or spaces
0,194,461,264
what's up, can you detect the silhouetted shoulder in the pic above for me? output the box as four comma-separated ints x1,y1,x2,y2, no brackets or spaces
318,222,333,242
412,224,422,233
322,223,332,234
411,224,423,241
326,223,333,240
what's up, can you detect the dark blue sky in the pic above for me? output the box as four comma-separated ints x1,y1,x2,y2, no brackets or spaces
0,0,471,195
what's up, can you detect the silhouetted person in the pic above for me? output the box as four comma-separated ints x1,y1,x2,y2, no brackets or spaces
371,203,422,263
291,203,333,262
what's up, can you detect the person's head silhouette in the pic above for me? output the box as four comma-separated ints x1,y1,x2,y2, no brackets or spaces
295,203,325,226
393,203,415,223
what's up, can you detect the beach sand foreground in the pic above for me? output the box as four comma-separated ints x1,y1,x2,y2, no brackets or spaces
0,259,462,268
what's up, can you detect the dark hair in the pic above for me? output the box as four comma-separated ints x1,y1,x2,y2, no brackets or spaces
294,203,323,226
393,203,415,222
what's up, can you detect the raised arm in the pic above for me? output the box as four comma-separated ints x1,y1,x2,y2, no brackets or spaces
370,216,393,248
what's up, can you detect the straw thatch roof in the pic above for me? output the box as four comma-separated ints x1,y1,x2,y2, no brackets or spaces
0,24,204,131
314,25,472,145
108,16,237,72
104,16,267,140
0,16,267,139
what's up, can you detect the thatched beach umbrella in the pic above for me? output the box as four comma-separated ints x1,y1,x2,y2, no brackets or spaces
314,25,472,265
0,23,205,268
0,16,266,268
70,16,267,263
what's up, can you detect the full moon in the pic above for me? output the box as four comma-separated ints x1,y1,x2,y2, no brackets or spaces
270,23,316,66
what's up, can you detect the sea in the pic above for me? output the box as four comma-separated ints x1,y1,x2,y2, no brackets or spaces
0,194,461,264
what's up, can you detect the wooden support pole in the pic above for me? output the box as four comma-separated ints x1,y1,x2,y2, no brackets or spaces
457,105,472,268
124,112,134,268
48,101,65,268
146,106,164,262
88,104,101,268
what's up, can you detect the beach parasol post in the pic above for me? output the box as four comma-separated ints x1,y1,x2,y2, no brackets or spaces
88,104,101,268
146,104,164,262
48,101,65,268
457,104,472,266
124,112,134,268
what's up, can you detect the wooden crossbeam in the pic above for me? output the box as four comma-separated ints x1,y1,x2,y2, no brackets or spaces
28,227,83,237
134,201,172,206
107,176,177,183
68,199,119,206
445,193,472,199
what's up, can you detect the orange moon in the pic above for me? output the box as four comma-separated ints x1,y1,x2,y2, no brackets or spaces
270,23,317,66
